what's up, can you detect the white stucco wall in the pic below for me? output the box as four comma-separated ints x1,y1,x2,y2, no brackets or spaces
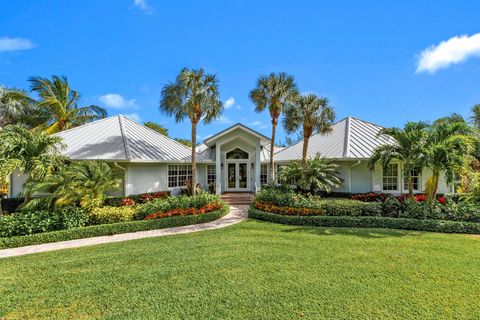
9,170,28,198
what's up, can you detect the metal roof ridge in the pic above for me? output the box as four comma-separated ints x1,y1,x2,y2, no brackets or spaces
118,115,132,159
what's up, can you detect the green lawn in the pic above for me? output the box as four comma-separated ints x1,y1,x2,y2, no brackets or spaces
1,220,479,319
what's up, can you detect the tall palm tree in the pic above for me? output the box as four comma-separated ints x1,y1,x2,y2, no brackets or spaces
283,94,335,166
0,125,64,205
424,121,474,201
249,72,299,182
29,75,107,133
369,122,429,196
160,68,223,195
23,161,120,211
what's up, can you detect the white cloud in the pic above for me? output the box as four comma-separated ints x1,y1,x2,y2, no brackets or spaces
236,105,242,110
99,93,137,109
133,0,154,14
218,115,232,124
0,37,35,52
416,33,480,73
126,113,141,122
224,97,235,109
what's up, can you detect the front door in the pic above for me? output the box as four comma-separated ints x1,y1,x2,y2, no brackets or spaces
226,162,249,191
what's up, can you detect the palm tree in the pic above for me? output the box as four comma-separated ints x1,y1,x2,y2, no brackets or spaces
0,125,64,205
279,155,343,194
424,121,475,201
471,104,480,129
0,86,47,128
144,121,169,136
283,94,335,166
29,75,107,133
249,72,299,182
369,122,429,196
23,161,120,211
160,68,223,195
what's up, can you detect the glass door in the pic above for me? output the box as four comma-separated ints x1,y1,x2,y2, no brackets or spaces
238,163,247,189
225,162,249,190
227,163,236,189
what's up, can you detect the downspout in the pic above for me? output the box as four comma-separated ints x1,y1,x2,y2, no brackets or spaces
114,162,128,196
348,160,362,193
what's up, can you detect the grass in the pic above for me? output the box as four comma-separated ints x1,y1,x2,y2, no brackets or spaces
1,220,479,319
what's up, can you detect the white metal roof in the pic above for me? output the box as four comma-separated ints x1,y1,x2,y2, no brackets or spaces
274,116,395,161
204,123,271,146
55,115,192,162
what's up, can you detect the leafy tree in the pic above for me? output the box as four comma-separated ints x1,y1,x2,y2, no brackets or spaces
369,122,429,196
0,125,64,205
249,72,298,181
471,104,480,129
283,94,335,166
279,155,343,194
29,75,107,133
424,121,475,201
144,121,169,136
174,138,193,147
23,161,120,211
160,68,222,195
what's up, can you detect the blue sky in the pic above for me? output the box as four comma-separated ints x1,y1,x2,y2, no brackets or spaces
1,0,480,144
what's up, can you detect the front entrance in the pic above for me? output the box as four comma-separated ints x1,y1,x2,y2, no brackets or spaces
226,162,249,191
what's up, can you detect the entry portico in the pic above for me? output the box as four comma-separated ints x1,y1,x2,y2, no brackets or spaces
202,123,271,194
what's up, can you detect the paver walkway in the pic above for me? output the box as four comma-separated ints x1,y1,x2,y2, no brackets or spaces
0,205,248,259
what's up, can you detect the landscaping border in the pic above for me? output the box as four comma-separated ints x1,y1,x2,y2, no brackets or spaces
248,206,480,234
0,205,229,249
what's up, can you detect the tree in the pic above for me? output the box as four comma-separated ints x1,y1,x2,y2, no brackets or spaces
144,121,169,136
369,122,429,196
424,121,474,201
283,94,335,166
279,155,343,194
160,68,222,195
174,138,193,147
249,72,298,182
0,125,64,206
471,104,480,129
23,161,120,211
0,86,47,129
29,75,107,133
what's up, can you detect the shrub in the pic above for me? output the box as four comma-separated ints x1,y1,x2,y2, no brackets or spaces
0,206,229,249
87,206,137,225
104,191,171,207
352,193,388,202
249,206,480,235
121,198,136,206
144,202,222,220
0,206,87,237
136,192,222,220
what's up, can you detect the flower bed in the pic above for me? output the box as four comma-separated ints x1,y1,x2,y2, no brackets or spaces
144,201,223,220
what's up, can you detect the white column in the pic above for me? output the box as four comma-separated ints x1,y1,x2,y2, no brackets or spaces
216,144,221,195
255,144,261,192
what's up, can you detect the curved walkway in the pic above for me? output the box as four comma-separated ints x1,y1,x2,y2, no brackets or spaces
0,205,248,259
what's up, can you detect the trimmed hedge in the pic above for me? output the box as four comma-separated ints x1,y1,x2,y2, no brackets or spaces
0,205,229,249
249,206,480,235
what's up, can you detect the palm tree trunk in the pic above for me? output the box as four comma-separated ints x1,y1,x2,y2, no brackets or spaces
428,169,440,202
302,128,312,167
270,117,278,183
191,121,197,196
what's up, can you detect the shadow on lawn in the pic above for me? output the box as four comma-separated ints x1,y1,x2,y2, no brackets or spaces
280,226,423,239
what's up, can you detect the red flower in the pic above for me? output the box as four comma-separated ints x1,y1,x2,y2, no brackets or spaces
121,198,136,206
414,194,427,202
437,197,446,204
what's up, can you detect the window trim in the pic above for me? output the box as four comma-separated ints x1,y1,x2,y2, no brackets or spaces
167,164,192,189
206,164,216,186
382,163,399,192
403,167,421,191
260,164,268,185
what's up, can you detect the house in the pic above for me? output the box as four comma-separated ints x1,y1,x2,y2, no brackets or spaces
7,115,452,197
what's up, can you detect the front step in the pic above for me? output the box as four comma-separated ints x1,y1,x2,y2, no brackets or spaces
221,193,254,205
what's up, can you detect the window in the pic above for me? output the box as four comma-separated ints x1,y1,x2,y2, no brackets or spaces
260,164,268,185
226,148,249,160
404,167,421,191
383,163,398,191
207,165,216,185
168,165,192,188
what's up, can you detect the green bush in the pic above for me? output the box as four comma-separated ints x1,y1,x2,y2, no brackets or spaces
319,198,382,216
0,206,87,237
249,206,480,235
87,206,137,225
136,192,222,220
0,205,229,249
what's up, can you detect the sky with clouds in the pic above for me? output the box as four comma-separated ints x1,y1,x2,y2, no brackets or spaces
1,0,480,143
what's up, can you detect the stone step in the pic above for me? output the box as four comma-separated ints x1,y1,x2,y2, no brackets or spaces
221,193,254,205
